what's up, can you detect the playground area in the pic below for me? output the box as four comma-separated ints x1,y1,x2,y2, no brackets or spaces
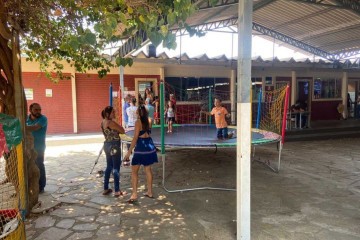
20,134,360,239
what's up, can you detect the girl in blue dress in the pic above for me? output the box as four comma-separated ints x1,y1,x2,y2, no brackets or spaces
124,105,158,203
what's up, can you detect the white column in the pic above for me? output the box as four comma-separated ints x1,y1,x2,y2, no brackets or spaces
71,66,78,133
342,72,348,119
120,66,125,126
159,67,165,95
291,71,296,106
230,69,236,124
237,1,252,239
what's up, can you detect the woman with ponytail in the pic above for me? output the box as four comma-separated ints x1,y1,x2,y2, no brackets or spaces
123,104,158,203
101,106,126,197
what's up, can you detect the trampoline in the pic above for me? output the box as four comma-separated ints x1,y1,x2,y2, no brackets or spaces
121,124,281,148
121,124,283,193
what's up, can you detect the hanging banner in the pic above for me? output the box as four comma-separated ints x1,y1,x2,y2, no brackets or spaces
0,113,23,150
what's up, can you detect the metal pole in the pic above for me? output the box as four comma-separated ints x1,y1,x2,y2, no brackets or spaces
109,82,113,107
208,88,212,124
256,88,262,128
160,82,165,154
237,1,252,239
160,82,166,187
119,66,125,125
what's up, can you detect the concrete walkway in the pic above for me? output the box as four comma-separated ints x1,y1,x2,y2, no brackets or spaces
25,135,360,239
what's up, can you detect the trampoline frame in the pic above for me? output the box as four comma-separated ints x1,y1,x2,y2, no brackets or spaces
121,125,283,193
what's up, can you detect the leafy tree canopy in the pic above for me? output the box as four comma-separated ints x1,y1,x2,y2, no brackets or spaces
2,0,203,80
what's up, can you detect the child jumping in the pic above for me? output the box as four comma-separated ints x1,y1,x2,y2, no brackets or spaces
202,98,233,140
165,100,176,133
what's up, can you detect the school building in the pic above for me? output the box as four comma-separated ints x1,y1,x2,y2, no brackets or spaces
22,52,360,134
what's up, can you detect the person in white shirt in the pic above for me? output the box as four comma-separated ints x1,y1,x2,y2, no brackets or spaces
165,100,176,133
126,98,138,128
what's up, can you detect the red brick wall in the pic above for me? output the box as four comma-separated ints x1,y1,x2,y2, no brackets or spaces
76,74,160,133
76,74,120,133
22,72,73,134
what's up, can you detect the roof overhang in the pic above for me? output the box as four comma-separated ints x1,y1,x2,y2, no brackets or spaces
117,0,360,62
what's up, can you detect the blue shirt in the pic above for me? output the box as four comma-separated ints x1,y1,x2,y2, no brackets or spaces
146,104,155,120
26,115,47,154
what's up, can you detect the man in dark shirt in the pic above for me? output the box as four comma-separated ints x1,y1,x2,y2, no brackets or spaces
294,100,308,128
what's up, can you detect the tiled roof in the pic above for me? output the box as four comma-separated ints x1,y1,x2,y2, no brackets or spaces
131,51,360,69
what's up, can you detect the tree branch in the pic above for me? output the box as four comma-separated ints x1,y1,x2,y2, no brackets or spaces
0,2,12,40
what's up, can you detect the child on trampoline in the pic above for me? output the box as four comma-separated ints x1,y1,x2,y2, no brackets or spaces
165,100,176,133
201,98,233,140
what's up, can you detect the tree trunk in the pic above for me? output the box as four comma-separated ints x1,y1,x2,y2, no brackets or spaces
0,10,39,215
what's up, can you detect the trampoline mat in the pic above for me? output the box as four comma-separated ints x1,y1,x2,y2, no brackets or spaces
121,124,281,148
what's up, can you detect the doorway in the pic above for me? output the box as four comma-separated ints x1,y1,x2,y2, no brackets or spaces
348,80,359,118
135,78,158,104
297,79,311,111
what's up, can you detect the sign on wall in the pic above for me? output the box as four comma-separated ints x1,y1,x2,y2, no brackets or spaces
24,88,33,100
46,89,53,97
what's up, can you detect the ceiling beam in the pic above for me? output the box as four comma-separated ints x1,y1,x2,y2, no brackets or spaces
253,0,276,11
333,49,360,59
117,30,148,58
292,0,360,13
193,0,238,10
117,0,358,60
117,0,277,57
173,18,342,60
252,22,336,60
334,0,360,15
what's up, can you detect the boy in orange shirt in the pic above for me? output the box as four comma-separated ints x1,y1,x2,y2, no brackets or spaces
201,98,233,140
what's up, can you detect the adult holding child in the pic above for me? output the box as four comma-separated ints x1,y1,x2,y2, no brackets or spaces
124,105,158,204
101,106,126,197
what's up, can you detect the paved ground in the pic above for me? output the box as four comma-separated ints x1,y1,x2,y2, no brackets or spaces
24,135,360,240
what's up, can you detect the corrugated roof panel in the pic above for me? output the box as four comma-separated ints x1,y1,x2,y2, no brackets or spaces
250,0,360,57
121,0,360,61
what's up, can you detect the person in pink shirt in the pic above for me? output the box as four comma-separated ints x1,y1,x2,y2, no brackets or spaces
201,98,233,140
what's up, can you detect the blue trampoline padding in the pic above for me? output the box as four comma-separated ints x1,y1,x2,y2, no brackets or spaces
121,124,281,148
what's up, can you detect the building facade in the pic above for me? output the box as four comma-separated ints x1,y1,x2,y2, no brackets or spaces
22,54,360,134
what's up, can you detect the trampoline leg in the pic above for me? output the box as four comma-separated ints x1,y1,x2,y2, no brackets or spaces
253,142,281,173
277,142,283,172
162,152,235,193
162,154,166,188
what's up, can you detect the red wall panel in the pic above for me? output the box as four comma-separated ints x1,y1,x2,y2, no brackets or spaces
76,74,120,133
22,72,73,134
311,100,341,120
76,74,160,133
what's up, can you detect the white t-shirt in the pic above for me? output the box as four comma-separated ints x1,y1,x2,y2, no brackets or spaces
126,105,138,127
167,107,175,118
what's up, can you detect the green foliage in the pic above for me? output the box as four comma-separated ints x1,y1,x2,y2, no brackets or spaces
4,0,200,80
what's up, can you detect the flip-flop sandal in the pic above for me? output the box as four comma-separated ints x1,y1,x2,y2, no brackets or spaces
102,189,113,195
127,198,137,204
114,191,127,197
143,193,154,199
